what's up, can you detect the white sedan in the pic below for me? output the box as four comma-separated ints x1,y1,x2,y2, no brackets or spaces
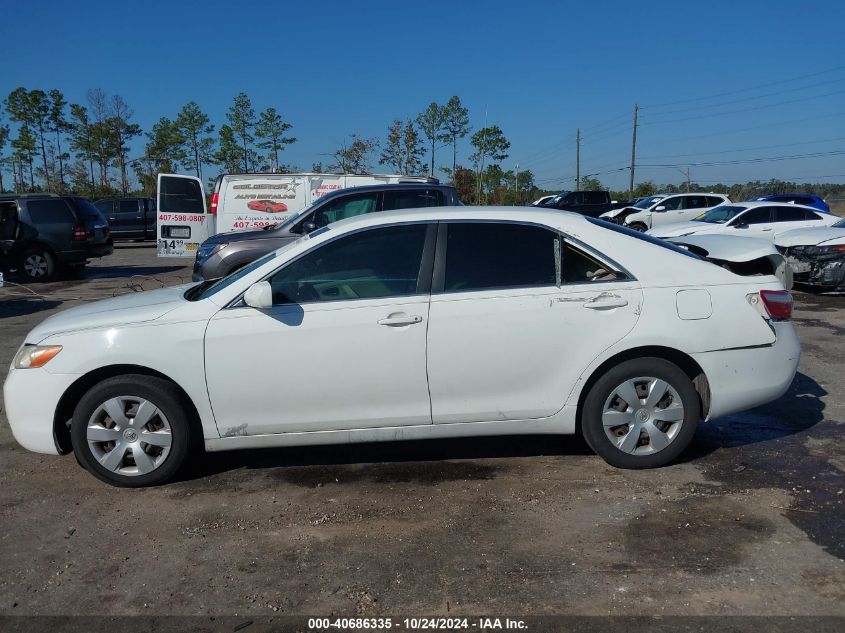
4,207,800,486
647,201,839,240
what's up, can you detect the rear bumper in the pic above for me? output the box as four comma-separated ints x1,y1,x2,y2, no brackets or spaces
692,321,800,420
87,239,114,259
3,367,77,455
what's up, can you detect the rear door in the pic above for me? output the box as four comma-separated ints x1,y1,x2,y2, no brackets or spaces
114,199,142,237
156,174,211,257
426,221,642,424
23,198,78,256
770,206,826,238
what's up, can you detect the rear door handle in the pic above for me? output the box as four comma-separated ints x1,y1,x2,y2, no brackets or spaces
583,294,628,310
378,314,423,327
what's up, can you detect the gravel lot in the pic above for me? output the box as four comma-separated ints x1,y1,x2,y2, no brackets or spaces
0,243,843,619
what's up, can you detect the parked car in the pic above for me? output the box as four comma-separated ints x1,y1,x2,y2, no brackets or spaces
193,182,461,280
540,190,628,217
247,199,289,213
94,197,156,240
601,193,730,231
747,193,830,213
775,217,845,291
646,202,839,241
0,194,113,281
531,195,556,206
4,207,799,486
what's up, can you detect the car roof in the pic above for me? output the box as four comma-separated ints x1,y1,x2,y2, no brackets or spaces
324,205,589,233
731,201,819,211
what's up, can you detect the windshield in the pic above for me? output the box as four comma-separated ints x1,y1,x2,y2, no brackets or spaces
833,217,845,228
187,234,313,301
694,205,746,224
632,195,665,209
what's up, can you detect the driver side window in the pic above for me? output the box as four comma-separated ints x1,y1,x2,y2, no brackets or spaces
268,224,429,305
658,197,683,211
309,192,379,229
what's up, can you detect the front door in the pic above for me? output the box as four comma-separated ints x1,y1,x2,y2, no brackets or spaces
204,223,436,436
426,222,642,424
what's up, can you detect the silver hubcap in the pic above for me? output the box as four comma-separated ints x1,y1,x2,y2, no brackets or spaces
86,396,172,476
24,254,48,277
602,377,685,455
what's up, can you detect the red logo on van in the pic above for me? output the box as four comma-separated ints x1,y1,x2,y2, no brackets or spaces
247,200,289,213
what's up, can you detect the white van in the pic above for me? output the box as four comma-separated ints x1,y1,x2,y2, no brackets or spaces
211,173,435,234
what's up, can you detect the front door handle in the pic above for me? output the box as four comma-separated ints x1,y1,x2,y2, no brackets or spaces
378,314,423,327
583,293,628,310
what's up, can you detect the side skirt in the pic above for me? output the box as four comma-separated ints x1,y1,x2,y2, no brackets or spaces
204,406,578,452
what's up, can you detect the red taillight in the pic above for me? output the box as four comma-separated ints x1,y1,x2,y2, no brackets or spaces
71,226,87,241
210,193,219,214
759,289,793,320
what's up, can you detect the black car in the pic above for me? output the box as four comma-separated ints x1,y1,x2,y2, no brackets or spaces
538,190,628,217
193,183,462,280
0,194,113,281
94,197,156,240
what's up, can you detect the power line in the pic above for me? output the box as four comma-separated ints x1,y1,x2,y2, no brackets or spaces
640,64,845,110
638,149,845,168
639,136,845,161
639,90,845,126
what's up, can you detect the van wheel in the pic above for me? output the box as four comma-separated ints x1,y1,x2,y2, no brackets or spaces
628,222,647,232
20,248,55,281
70,375,192,487
581,358,699,469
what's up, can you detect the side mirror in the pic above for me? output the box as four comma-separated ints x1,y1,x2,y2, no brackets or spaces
302,222,317,234
654,205,667,212
243,281,273,309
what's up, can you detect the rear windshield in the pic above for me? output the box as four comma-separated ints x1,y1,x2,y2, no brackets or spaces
68,197,108,224
585,217,700,259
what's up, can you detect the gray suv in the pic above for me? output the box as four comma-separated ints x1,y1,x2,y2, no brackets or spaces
193,183,461,280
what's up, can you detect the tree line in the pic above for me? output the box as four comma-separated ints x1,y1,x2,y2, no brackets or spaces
0,88,541,204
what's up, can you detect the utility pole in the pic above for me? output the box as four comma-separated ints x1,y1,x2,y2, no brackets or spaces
576,128,581,190
629,103,638,198
514,163,519,204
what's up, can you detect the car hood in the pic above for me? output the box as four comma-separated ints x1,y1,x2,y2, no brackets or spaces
600,206,635,219
26,284,194,342
666,235,778,261
774,226,845,247
204,226,296,245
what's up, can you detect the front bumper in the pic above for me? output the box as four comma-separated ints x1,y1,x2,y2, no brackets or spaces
692,321,800,420
3,367,78,455
784,248,845,290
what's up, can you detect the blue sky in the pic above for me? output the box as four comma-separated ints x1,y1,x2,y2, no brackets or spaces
3,0,844,191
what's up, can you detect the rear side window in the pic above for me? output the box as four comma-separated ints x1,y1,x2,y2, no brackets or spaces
443,223,558,292
268,224,428,304
118,200,138,214
0,201,18,239
383,189,445,210
706,196,725,206
582,191,606,205
681,196,708,209
772,206,809,222
27,199,75,224
146,198,157,212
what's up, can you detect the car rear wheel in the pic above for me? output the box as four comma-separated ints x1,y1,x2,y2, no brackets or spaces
70,375,192,487
581,358,699,469
628,222,648,232
20,248,55,281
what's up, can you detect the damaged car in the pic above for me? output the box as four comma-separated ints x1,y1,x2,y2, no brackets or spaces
775,217,845,292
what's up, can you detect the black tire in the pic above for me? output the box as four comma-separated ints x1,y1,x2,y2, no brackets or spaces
628,222,648,232
70,375,193,487
581,357,699,469
20,248,55,281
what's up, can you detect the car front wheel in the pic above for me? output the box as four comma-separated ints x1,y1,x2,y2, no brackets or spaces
628,222,648,232
70,375,193,487
581,358,699,469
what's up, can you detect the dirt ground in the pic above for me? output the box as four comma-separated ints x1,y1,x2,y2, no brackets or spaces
0,243,843,620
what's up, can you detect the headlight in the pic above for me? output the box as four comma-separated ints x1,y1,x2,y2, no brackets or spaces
805,244,845,256
196,243,225,260
13,345,62,369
